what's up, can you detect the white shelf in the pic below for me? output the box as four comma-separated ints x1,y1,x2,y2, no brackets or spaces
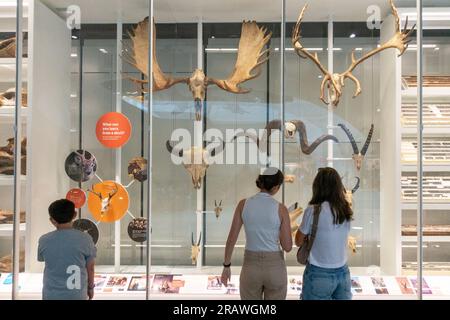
402,164,450,172
402,202,450,210
402,236,450,243
0,175,26,186
0,58,28,83
0,106,28,123
402,87,450,99
402,127,450,136
0,223,26,237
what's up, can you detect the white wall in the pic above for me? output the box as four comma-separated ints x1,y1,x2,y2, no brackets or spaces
26,0,71,272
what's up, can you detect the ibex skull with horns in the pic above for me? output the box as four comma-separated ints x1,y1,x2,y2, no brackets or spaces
292,0,415,107
214,200,223,219
166,140,225,189
344,177,361,208
124,18,271,121
338,124,374,171
191,232,202,265
232,119,338,155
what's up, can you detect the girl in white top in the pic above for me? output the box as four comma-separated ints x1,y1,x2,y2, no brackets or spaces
221,168,292,300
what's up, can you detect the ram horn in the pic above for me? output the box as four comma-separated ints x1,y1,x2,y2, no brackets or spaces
197,232,202,246
351,177,361,194
208,138,226,157
165,140,183,157
338,123,359,155
360,124,374,156
292,120,339,155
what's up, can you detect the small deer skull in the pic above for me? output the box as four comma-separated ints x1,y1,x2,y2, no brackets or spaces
191,232,202,265
214,200,223,219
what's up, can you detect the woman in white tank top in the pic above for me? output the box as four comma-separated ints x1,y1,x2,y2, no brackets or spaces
221,168,293,300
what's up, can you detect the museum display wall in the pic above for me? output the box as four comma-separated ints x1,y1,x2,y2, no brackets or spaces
0,0,449,299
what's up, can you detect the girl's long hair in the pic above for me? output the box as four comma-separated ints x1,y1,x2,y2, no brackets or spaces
309,167,353,224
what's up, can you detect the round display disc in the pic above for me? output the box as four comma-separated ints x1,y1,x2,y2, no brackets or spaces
127,218,147,243
127,157,148,182
66,188,86,209
87,180,129,223
73,218,99,244
65,150,97,183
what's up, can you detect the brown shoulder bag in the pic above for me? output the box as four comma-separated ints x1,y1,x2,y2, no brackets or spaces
296,204,320,265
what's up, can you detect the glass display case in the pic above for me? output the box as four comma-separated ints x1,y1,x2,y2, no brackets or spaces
1,0,449,299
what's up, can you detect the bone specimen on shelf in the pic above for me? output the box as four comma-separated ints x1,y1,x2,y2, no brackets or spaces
401,104,450,127
0,37,16,58
213,200,223,219
292,0,414,107
402,138,450,163
403,75,450,87
0,88,28,108
231,119,338,156
0,209,26,224
0,251,25,273
124,18,271,121
288,202,303,238
0,137,27,175
401,176,450,201
166,139,225,189
284,174,296,183
402,224,450,236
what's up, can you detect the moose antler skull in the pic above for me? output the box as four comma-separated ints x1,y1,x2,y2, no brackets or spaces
292,0,415,106
338,124,374,171
191,232,202,265
124,18,271,121
166,139,225,189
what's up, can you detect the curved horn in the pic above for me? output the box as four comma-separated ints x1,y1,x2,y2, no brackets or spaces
214,200,217,207
351,177,361,194
230,131,260,148
292,120,339,155
209,138,226,157
191,232,194,246
197,232,202,246
219,200,222,206
360,124,374,156
165,140,183,157
337,123,359,155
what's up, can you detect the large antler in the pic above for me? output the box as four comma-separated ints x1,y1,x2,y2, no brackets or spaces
292,5,338,105
291,120,339,155
123,17,187,92
340,0,415,98
208,21,271,93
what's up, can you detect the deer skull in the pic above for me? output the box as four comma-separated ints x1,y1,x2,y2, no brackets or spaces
88,183,119,217
214,200,223,219
191,232,202,265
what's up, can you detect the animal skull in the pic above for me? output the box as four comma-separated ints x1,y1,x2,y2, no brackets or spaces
352,154,364,171
348,236,357,254
288,203,304,238
214,200,223,219
284,121,297,138
88,183,119,217
0,88,28,108
187,69,207,121
191,232,202,265
166,140,225,189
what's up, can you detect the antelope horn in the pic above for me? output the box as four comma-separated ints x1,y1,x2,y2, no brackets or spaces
292,120,339,155
351,177,361,194
219,200,222,206
360,124,374,156
215,200,217,207
191,232,194,246
165,140,183,157
337,123,359,155
197,232,202,246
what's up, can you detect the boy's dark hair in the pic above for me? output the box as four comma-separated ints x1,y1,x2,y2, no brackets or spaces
48,199,76,224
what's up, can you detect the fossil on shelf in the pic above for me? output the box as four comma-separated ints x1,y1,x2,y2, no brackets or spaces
0,88,28,108
0,137,27,175
401,176,450,201
403,75,450,87
0,209,25,224
401,104,450,127
402,225,450,236
0,251,25,273
0,37,16,58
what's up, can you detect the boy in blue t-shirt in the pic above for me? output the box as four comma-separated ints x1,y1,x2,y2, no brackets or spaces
38,199,96,300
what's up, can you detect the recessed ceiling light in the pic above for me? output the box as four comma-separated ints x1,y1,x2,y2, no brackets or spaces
434,47,440,51
349,33,356,38
70,53,78,57
71,35,78,39
211,36,215,39
99,48,108,54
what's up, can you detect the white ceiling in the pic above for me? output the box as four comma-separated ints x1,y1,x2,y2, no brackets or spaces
39,0,400,23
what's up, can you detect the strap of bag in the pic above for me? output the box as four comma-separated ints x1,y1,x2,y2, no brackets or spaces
306,204,321,251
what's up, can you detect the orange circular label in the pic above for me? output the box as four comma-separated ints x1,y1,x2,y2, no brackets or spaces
66,188,86,209
87,181,129,222
95,112,132,148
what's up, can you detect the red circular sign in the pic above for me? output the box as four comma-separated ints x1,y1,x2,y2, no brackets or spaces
95,112,132,148
66,188,87,209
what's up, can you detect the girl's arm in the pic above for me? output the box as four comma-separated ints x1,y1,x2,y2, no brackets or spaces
279,204,293,252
